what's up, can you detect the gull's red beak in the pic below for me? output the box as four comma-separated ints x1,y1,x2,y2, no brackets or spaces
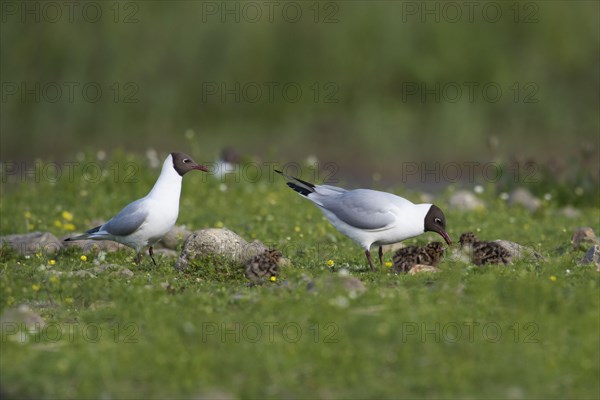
439,230,452,246
193,164,209,172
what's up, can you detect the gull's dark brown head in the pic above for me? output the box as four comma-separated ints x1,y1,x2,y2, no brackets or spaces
424,205,452,245
171,152,208,176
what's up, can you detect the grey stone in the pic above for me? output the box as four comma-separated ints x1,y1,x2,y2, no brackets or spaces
509,188,541,213
62,235,125,253
342,276,367,294
159,225,192,250
448,190,485,211
493,240,545,262
175,228,267,270
0,232,63,256
0,304,45,330
577,245,600,271
559,206,581,219
571,227,598,251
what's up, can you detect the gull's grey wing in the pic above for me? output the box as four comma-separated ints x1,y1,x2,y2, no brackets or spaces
315,189,397,231
102,199,148,236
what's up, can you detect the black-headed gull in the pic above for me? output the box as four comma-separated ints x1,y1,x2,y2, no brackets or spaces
276,170,452,270
65,152,208,265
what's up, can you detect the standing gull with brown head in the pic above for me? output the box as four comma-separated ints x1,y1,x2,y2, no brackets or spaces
65,152,208,265
276,170,452,270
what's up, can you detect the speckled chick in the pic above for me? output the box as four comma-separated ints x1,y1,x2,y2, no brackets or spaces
244,249,283,281
392,241,445,273
459,232,511,266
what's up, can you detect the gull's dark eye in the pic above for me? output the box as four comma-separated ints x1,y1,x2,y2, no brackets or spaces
434,218,442,224
183,159,190,163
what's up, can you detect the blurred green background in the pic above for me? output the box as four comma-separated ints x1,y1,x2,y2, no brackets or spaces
1,1,599,184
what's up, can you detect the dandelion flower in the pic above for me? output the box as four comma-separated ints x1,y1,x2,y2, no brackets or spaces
65,297,74,305
31,284,41,292
326,259,335,267
63,223,76,231
549,275,557,282
49,275,59,284
48,259,56,266
385,261,393,268
294,226,301,233
80,255,88,262
24,211,32,219
61,211,74,221
53,220,63,228
270,276,277,282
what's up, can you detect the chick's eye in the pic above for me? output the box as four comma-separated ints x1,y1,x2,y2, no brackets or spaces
434,218,442,224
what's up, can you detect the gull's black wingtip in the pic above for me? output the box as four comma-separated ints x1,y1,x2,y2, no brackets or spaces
286,182,313,197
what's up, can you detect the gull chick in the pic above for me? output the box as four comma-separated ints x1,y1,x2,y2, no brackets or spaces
392,242,445,273
276,170,451,270
458,232,511,265
65,152,208,265
244,249,283,282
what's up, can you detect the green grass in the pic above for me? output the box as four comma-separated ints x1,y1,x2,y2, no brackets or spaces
1,152,599,399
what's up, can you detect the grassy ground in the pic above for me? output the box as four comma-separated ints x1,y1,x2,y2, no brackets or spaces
1,152,599,399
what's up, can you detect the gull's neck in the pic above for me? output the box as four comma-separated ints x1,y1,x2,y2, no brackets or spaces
147,154,183,201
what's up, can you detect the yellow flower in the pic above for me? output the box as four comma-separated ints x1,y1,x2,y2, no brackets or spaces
49,275,59,284
65,297,74,305
385,261,393,268
24,211,32,219
32,284,41,292
294,226,301,233
549,275,557,282
80,255,88,262
63,223,76,231
48,259,56,266
215,221,224,228
326,259,335,267
62,211,74,221
270,276,277,282
53,220,63,228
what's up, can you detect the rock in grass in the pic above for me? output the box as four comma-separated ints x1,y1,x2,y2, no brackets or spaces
577,245,600,271
0,232,63,256
493,240,545,262
448,190,485,211
62,235,125,253
509,188,541,213
571,227,598,251
408,264,440,275
175,228,267,270
559,206,581,219
0,304,45,330
0,305,45,343
159,225,192,250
